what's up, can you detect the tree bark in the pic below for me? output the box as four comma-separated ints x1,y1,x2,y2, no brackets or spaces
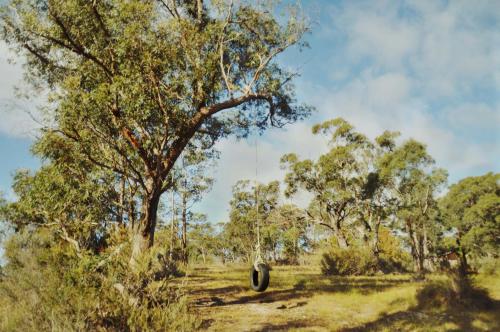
181,191,188,263
407,218,425,277
372,215,381,257
456,234,468,277
328,214,349,249
130,190,161,266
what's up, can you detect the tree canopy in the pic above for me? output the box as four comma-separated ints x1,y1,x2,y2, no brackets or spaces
1,0,312,261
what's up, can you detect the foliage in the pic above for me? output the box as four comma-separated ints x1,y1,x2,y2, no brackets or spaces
187,213,220,264
221,180,280,262
267,204,311,264
379,139,448,275
1,0,312,257
440,173,500,263
321,243,378,276
2,163,117,251
0,228,198,332
282,118,374,249
320,228,410,276
476,257,500,276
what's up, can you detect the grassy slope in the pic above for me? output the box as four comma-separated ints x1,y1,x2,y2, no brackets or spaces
181,265,500,331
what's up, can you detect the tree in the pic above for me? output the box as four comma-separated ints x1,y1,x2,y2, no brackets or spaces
222,180,280,262
281,118,374,249
440,173,500,274
177,154,214,263
1,0,311,263
187,213,218,264
266,204,310,264
379,139,447,276
358,130,401,258
1,161,119,254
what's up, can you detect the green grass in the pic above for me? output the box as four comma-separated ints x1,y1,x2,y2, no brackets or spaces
179,264,500,331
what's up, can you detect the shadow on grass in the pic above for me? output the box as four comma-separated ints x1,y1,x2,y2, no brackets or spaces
340,278,500,332
255,319,313,331
192,275,411,307
299,276,411,295
224,289,314,305
190,285,246,297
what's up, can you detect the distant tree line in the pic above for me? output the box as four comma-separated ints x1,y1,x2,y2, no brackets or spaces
188,118,499,278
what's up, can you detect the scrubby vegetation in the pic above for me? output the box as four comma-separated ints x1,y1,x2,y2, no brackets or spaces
0,228,198,331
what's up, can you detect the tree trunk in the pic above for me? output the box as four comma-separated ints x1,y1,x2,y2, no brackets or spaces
170,190,176,260
117,177,125,225
130,191,161,266
407,218,425,277
422,224,435,271
181,191,188,263
329,215,349,249
457,234,468,277
372,215,381,257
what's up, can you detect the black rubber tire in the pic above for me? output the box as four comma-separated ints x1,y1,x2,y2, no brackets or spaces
249,263,270,292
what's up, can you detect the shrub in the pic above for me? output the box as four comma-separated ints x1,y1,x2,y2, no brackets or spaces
320,230,411,276
321,243,377,276
0,228,199,331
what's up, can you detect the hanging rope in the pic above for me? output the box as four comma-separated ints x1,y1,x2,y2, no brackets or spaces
254,114,264,269
249,113,270,293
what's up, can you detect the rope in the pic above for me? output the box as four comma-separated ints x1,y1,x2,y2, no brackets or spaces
254,114,264,268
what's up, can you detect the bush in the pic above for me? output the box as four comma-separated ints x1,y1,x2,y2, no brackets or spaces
321,243,377,276
320,230,411,276
0,228,199,331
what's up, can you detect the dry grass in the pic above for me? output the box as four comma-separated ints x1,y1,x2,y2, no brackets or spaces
177,264,500,331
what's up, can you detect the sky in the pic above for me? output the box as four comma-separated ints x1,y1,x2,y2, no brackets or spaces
0,0,499,225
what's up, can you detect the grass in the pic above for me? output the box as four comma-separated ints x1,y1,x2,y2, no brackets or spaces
177,264,500,331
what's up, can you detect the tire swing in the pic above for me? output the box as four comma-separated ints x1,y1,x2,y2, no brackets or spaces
248,126,270,292
249,199,270,292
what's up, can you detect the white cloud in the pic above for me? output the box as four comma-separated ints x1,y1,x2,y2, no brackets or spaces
328,0,499,99
0,42,43,139
442,103,500,131
196,122,327,222
301,0,500,182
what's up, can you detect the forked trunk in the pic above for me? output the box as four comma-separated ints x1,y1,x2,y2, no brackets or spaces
329,215,349,249
130,191,161,267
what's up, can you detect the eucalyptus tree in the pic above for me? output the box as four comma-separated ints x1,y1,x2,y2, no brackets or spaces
175,152,214,263
266,204,310,263
362,130,401,256
186,213,218,264
281,118,373,249
1,0,311,262
379,140,447,275
223,180,280,262
440,172,500,273
1,161,119,253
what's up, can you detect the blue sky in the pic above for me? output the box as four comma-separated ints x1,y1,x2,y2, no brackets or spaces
0,0,499,224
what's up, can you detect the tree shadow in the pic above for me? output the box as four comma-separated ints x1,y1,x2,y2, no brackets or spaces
223,289,313,305
191,276,411,307
255,319,314,331
340,280,500,332
300,276,411,295
190,285,246,297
